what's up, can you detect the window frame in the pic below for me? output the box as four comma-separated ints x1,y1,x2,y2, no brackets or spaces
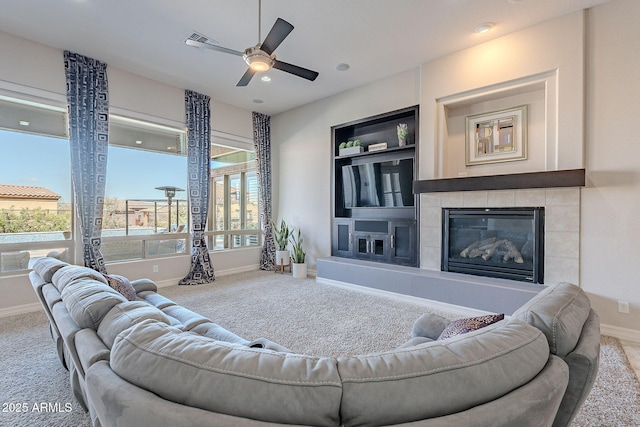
207,134,261,251
0,89,72,275
100,112,189,264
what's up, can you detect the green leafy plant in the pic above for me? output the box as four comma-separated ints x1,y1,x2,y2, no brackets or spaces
341,140,362,149
0,207,71,233
272,219,292,251
397,123,408,140
290,229,306,263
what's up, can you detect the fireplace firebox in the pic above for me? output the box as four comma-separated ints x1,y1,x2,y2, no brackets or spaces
442,208,544,283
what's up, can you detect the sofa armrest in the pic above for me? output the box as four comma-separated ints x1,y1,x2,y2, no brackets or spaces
75,328,110,373
552,309,601,427
411,312,452,340
131,278,158,293
396,336,434,349
248,338,293,353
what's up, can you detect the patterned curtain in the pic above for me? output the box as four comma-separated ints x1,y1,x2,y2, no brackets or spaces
252,112,276,270
179,90,215,285
64,51,109,274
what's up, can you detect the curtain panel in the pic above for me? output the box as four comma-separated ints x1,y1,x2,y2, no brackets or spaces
64,51,109,274
180,90,215,285
252,112,276,270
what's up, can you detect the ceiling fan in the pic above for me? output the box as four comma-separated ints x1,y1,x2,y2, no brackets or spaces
185,0,319,87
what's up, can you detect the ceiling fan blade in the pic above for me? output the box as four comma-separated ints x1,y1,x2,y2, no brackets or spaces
185,39,244,57
236,68,257,86
260,18,294,55
273,60,319,81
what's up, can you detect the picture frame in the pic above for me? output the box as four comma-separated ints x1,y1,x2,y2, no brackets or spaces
465,105,528,166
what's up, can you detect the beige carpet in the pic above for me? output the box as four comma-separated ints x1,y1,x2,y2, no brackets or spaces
1,270,638,426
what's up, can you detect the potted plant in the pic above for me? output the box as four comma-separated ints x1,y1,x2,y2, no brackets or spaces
338,139,364,156
290,229,307,278
397,123,408,146
272,219,293,267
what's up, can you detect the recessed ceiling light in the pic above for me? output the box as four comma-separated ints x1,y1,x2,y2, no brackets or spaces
336,63,350,71
253,99,264,104
475,22,495,34
261,76,271,82
19,120,30,126
167,146,174,150
135,140,143,145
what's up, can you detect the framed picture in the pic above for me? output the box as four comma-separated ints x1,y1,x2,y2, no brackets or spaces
465,105,528,166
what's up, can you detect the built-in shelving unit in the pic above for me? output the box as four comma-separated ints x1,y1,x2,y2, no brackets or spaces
331,106,419,267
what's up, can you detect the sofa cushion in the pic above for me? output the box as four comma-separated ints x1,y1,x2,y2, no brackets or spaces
161,305,211,330
61,278,127,330
97,301,171,348
336,319,549,427
52,265,108,293
511,282,591,357
111,320,343,427
189,322,250,345
104,274,136,301
32,257,68,282
138,292,176,310
437,314,505,340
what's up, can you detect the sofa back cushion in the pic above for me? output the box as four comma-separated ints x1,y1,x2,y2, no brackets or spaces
61,278,127,330
97,301,171,348
32,257,68,282
52,265,108,293
511,282,591,357
336,319,549,427
111,320,342,427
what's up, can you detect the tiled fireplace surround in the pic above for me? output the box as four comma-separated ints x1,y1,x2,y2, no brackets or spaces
419,187,581,285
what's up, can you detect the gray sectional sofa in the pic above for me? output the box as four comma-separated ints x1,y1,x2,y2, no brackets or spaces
29,257,600,427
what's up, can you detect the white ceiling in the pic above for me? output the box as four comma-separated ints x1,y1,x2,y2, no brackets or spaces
1,0,610,116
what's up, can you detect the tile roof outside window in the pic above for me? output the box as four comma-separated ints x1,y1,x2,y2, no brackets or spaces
0,184,61,200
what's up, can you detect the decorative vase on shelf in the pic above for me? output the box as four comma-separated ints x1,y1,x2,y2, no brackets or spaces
397,123,408,146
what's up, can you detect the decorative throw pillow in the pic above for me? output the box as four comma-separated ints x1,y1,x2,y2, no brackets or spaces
437,314,505,340
105,274,137,302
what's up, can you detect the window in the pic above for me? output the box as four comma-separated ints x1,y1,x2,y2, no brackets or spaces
0,95,71,273
100,115,188,262
209,141,260,250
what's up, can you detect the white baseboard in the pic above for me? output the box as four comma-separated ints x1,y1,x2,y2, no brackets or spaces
155,264,261,288
601,323,640,344
0,302,42,318
316,277,489,317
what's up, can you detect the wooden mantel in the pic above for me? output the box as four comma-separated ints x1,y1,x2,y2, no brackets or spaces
413,169,585,193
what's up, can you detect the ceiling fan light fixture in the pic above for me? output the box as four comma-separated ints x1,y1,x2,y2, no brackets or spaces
243,46,274,72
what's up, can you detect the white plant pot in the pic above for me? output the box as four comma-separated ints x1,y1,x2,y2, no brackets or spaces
292,262,307,279
275,250,291,266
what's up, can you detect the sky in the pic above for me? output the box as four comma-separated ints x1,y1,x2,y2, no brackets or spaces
0,129,188,203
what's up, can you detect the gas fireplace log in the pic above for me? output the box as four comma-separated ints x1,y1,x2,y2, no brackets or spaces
503,240,524,264
480,240,508,261
462,237,496,258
